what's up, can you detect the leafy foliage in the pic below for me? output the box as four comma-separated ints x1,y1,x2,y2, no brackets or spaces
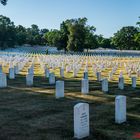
0,0,7,5
0,14,140,51
44,17,97,52
0,15,16,49
0,15,48,49
111,26,139,50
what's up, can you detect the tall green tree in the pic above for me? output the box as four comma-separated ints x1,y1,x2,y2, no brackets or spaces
45,17,97,52
0,15,16,49
44,29,62,47
0,0,7,5
67,18,87,52
40,28,49,45
134,17,140,48
111,26,139,50
134,33,140,48
26,24,40,46
100,38,114,49
15,25,27,46
59,21,69,52
94,34,104,48
84,26,97,52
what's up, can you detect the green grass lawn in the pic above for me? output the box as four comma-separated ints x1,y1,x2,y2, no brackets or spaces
0,56,140,140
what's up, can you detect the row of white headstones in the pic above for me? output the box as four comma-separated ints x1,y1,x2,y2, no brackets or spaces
0,51,138,90
37,54,140,78
0,68,127,139
74,95,126,139
0,64,137,92
0,52,133,139
0,53,34,87
1,52,140,78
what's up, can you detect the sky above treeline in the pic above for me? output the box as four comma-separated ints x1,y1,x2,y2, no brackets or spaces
0,0,139,38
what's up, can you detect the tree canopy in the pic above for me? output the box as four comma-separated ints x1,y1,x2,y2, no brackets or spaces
0,14,140,51
0,15,48,49
44,18,97,52
0,15,16,49
0,0,7,5
111,26,139,50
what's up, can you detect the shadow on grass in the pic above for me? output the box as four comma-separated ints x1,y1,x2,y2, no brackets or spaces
0,74,139,139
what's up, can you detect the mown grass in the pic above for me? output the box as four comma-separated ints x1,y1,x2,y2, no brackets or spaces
0,56,140,140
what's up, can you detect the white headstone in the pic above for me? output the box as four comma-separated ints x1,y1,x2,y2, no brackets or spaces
119,71,123,78
9,68,15,79
131,77,136,88
81,79,89,94
55,81,64,98
14,65,19,74
102,78,108,92
60,68,64,78
118,77,124,90
109,72,113,80
26,74,33,86
115,95,126,124
74,103,89,139
49,73,55,84
96,72,101,81
83,72,88,79
28,67,34,75
84,67,88,73
0,65,3,73
73,68,77,77
66,66,70,73
45,68,49,78
0,73,7,88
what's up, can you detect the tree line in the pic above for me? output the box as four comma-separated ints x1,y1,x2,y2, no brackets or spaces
0,15,139,51
0,0,7,5
45,17,140,51
0,15,49,49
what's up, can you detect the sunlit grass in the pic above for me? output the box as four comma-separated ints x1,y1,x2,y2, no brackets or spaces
0,54,140,139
